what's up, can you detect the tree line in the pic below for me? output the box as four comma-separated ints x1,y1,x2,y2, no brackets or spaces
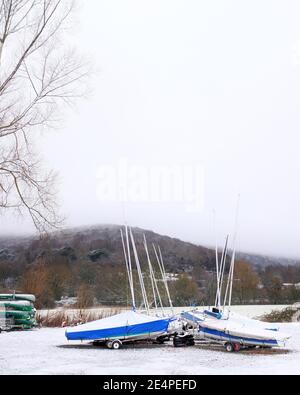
1,249,300,309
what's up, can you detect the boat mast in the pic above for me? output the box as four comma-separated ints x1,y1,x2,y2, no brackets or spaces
120,229,136,310
130,228,150,314
151,265,165,317
153,244,174,315
158,246,174,315
228,196,240,315
143,236,165,316
228,248,236,314
223,196,240,316
218,235,229,308
143,235,158,310
125,225,135,309
213,210,221,309
223,249,235,314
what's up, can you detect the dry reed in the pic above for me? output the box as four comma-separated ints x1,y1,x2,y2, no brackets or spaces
36,309,121,328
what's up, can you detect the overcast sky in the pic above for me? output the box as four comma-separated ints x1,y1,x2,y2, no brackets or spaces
2,0,300,258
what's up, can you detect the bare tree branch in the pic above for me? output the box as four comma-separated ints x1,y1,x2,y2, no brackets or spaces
0,0,89,233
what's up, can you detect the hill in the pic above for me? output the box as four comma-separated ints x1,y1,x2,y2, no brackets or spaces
0,224,299,271
0,225,217,272
1,224,300,308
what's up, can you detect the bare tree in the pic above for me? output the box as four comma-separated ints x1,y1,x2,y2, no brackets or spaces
0,0,89,232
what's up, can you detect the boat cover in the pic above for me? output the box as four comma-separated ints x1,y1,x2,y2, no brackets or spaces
182,309,290,347
65,311,171,341
199,317,289,346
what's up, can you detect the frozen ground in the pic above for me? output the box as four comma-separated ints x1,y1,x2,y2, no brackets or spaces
0,322,299,375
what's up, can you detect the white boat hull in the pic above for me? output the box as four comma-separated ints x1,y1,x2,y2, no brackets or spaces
182,309,290,348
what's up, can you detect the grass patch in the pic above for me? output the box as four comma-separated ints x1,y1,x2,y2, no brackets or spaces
261,307,297,323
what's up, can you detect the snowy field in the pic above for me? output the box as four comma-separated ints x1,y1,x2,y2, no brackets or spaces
0,323,299,375
1,304,300,375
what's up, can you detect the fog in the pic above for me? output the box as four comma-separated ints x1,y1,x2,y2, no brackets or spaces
1,0,300,258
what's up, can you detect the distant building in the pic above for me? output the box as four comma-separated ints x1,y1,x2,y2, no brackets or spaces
283,283,300,290
165,273,179,282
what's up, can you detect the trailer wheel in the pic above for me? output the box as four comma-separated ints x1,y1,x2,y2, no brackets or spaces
111,340,122,350
225,342,234,353
106,341,113,349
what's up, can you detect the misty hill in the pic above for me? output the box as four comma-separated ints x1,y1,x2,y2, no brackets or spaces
1,224,300,308
0,225,216,274
0,224,299,273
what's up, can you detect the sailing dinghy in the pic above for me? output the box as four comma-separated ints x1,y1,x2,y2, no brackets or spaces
182,205,291,352
65,227,173,349
65,310,171,347
182,309,289,350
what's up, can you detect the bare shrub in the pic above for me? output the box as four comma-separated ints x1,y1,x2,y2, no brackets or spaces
261,308,297,323
36,308,121,328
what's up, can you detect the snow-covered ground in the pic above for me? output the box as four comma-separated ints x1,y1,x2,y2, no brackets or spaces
0,322,299,375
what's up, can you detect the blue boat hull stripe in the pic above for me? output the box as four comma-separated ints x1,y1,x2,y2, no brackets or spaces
66,319,170,341
199,326,279,346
